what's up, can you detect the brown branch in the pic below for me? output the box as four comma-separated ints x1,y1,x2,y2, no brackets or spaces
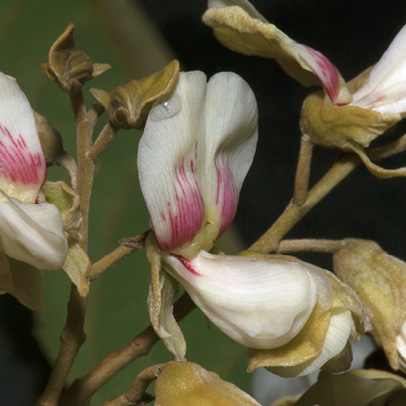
277,238,346,254
89,232,148,281
36,287,87,406
87,121,118,162
293,134,313,205
60,293,195,406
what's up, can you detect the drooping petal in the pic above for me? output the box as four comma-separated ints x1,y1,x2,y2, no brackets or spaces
351,25,406,116
0,193,67,270
138,72,207,252
163,251,332,349
201,72,257,237
203,0,351,103
0,73,46,203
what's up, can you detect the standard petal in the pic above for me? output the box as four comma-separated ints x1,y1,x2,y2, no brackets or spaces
351,25,406,115
202,72,258,236
203,0,350,103
0,194,67,270
138,72,206,252
0,73,46,203
163,251,332,349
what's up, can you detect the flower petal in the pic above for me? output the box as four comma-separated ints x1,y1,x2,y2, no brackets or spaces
0,73,46,203
201,72,258,237
138,72,206,252
163,251,332,349
351,25,406,115
1,258,45,310
0,193,67,270
138,71,258,256
267,309,353,377
203,0,351,103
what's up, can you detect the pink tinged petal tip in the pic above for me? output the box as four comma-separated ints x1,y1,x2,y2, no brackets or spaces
154,157,205,251
294,43,342,103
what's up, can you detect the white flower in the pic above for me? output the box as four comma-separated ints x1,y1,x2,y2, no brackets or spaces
161,250,362,377
138,71,258,258
163,251,333,349
0,72,67,271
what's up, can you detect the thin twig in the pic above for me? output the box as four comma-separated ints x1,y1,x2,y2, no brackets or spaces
249,134,406,254
102,364,165,406
89,232,148,281
87,121,118,162
249,154,359,254
277,238,346,254
60,293,195,406
293,134,313,206
36,287,87,406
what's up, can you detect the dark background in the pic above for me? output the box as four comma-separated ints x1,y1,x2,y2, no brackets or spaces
2,1,406,404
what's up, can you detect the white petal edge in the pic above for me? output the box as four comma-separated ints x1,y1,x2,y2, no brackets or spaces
138,71,207,251
268,309,354,377
396,319,406,372
0,193,67,270
0,72,46,203
351,25,406,115
201,72,258,235
163,251,332,349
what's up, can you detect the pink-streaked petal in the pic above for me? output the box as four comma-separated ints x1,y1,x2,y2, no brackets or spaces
0,73,46,203
351,25,406,115
201,72,258,236
138,72,207,251
0,193,67,270
205,0,351,104
164,251,332,349
293,43,346,104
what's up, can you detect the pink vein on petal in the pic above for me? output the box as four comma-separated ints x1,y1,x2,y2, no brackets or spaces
172,254,201,276
155,156,204,251
215,156,238,238
297,44,341,103
0,124,46,188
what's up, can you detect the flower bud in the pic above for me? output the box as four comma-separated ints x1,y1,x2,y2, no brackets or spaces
39,24,110,92
34,111,64,165
90,59,179,130
155,361,261,406
333,239,406,371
